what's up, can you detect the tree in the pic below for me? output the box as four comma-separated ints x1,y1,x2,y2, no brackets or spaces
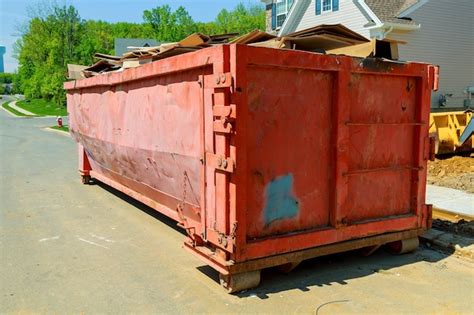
15,5,84,104
14,2,266,106
143,5,200,42
143,3,265,40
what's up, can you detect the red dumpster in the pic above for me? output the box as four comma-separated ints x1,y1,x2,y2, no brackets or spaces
65,44,437,292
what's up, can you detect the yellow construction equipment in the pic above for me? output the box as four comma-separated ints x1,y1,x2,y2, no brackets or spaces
429,110,473,154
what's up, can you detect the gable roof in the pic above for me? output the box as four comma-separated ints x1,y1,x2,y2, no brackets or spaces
364,0,420,25
273,0,423,36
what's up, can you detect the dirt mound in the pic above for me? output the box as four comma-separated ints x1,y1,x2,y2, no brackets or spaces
427,156,474,193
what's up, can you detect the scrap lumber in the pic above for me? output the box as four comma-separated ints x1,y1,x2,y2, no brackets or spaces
208,33,239,44
75,24,402,79
179,33,210,47
230,29,276,44
67,64,88,80
287,24,369,43
327,38,405,59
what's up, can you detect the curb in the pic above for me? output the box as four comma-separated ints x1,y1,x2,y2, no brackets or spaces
420,228,474,260
0,104,20,117
9,100,37,116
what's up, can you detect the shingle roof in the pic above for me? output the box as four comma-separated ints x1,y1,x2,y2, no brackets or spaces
364,0,420,25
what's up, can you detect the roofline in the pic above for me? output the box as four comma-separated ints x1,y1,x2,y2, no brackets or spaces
273,0,419,37
278,0,306,36
398,0,428,17
366,22,420,31
384,22,421,30
279,0,384,36
358,0,383,26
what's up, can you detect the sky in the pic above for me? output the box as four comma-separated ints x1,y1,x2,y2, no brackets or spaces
0,0,261,73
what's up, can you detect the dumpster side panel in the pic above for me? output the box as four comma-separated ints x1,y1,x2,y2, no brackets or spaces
69,68,209,205
231,45,432,261
66,54,220,231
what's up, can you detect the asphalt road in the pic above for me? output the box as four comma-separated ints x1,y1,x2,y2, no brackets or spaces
1,98,473,314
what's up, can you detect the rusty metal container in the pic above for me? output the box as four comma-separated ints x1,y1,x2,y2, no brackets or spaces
65,45,437,292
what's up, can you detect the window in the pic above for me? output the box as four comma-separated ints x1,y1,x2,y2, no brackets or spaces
274,0,295,29
316,0,339,15
322,0,332,12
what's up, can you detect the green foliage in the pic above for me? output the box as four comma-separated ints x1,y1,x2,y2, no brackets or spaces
214,3,266,34
144,3,265,40
143,5,197,42
0,73,16,84
16,5,83,105
16,2,265,107
0,74,17,95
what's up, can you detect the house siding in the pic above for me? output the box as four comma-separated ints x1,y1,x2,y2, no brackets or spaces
387,0,474,108
292,0,372,38
265,4,273,33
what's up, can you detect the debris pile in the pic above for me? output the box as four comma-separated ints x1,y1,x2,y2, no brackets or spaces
68,24,402,79
428,156,474,193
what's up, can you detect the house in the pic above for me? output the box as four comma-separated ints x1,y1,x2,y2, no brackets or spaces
261,0,474,109
114,38,160,56
0,46,5,73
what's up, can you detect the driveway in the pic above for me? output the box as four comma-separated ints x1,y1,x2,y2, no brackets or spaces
0,105,473,314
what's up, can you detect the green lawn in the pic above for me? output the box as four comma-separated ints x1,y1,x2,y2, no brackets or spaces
16,98,68,116
50,125,69,132
1,101,32,117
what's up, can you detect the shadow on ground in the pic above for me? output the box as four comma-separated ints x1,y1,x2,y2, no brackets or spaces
93,179,454,299
95,181,186,236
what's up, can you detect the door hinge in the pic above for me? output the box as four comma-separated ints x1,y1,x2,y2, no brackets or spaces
204,72,233,89
213,119,233,133
213,105,236,119
205,152,235,173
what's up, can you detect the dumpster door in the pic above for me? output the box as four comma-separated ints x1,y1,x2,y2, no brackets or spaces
201,47,235,254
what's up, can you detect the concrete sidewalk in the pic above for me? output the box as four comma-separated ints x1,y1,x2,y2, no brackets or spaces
426,184,474,217
8,101,36,116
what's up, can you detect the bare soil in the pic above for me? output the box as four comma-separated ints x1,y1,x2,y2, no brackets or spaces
427,155,474,193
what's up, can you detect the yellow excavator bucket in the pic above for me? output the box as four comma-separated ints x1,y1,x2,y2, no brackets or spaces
429,111,473,154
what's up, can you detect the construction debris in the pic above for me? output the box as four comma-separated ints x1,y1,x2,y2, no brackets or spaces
67,64,88,80
70,24,403,79
229,30,276,44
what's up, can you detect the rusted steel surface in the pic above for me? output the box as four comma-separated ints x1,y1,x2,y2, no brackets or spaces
65,44,436,277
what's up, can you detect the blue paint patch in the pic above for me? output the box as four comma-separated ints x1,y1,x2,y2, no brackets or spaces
264,174,299,226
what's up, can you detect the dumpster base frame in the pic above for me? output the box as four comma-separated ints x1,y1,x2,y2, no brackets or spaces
89,169,424,275
184,228,424,276
88,168,425,290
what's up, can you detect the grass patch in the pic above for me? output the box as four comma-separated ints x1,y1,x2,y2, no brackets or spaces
50,125,69,132
16,98,67,116
2,101,31,117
